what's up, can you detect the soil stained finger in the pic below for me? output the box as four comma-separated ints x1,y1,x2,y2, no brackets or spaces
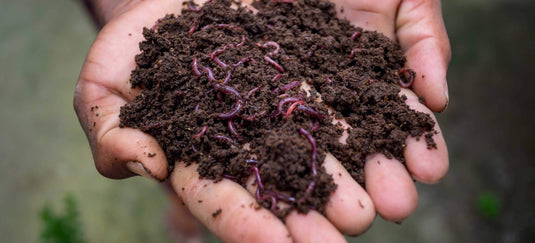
120,0,437,218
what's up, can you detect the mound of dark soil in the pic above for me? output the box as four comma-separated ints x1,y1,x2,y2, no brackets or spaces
119,0,436,218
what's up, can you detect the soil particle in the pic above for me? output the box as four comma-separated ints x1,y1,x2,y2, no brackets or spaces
212,209,222,218
119,0,436,218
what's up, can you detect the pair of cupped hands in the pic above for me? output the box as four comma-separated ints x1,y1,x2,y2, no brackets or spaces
74,0,451,242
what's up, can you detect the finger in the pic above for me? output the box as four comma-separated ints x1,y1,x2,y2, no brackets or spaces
74,0,183,179
286,210,347,243
400,88,449,183
365,153,418,222
170,163,292,243
80,0,183,101
332,0,401,39
242,168,345,242
396,0,451,112
74,80,169,180
323,153,376,236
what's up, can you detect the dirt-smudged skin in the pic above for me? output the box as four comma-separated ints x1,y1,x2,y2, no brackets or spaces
119,0,436,218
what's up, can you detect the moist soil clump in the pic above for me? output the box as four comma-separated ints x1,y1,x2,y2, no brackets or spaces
120,0,436,218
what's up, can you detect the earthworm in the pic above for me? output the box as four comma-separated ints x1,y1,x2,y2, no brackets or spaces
299,128,317,176
326,77,333,84
258,193,278,211
194,103,201,112
223,70,232,84
272,74,282,82
349,48,361,58
398,67,415,88
299,180,316,203
351,31,362,41
236,36,246,47
191,144,199,153
265,191,296,202
151,17,164,31
240,111,266,121
310,120,320,132
296,105,325,119
187,2,201,12
217,24,244,32
250,166,264,191
223,174,236,180
246,159,258,165
188,23,197,34
191,18,200,34
192,126,207,138
142,121,162,130
218,99,243,119
212,84,244,119
246,87,260,99
264,56,284,73
284,101,305,117
258,41,280,56
277,97,301,114
232,57,249,67
228,120,242,139
213,57,227,68
298,128,318,203
214,134,234,144
202,67,216,81
282,81,301,91
210,46,229,59
192,58,201,76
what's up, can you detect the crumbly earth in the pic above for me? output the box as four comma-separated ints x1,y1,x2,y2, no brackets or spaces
119,0,436,218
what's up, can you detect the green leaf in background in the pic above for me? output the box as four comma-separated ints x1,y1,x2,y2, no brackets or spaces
476,192,501,220
39,194,85,243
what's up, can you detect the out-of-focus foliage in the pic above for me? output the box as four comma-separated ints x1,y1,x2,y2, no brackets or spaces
40,194,85,243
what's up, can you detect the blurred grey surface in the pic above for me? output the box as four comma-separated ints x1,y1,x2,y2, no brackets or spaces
0,0,533,242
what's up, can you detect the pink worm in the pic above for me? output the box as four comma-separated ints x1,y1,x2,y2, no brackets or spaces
217,24,245,32
213,57,227,68
282,81,301,91
398,67,415,88
212,83,244,119
223,70,232,84
192,126,207,138
227,120,242,139
277,97,301,114
351,31,362,41
246,87,260,98
271,74,282,82
192,58,202,76
264,56,284,73
259,41,280,56
296,105,325,119
214,134,234,144
349,48,361,58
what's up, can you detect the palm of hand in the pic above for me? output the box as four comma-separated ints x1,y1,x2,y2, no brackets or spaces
74,0,450,242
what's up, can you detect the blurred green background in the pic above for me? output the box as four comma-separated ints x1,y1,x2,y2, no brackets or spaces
1,0,533,242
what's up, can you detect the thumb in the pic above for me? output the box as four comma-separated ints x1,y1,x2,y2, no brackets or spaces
74,79,169,181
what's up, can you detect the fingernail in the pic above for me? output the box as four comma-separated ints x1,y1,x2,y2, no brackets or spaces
440,81,449,112
126,161,158,181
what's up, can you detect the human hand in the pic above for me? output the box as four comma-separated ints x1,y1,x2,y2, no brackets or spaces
334,0,451,112
74,0,449,242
